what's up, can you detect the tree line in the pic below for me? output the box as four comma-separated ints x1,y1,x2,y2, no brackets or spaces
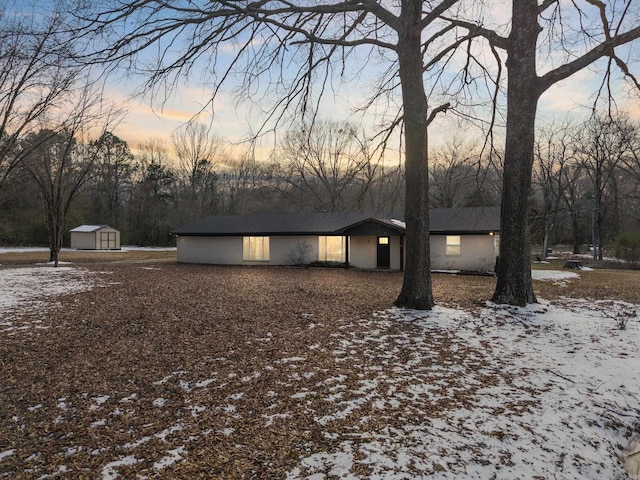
0,119,480,249
4,112,639,263
531,114,640,262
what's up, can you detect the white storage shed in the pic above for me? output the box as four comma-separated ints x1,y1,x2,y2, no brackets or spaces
70,225,121,250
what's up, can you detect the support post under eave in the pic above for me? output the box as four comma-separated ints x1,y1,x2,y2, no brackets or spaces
345,235,350,268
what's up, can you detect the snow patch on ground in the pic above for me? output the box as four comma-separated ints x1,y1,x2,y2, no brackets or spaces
0,266,101,333
531,269,580,282
284,302,640,479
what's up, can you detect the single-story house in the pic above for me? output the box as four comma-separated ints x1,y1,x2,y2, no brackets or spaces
70,225,121,250
172,207,500,273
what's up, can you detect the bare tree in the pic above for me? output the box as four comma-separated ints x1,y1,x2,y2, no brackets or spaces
429,138,478,208
0,1,79,193
361,163,405,214
271,119,376,212
128,137,178,246
447,0,640,305
618,118,640,220
172,122,227,220
464,150,503,207
88,131,134,228
218,152,271,214
20,87,121,266
77,0,472,309
532,122,573,259
560,160,588,254
574,113,637,260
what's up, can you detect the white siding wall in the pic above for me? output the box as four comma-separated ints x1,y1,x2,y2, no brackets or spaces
390,236,402,270
177,233,498,272
345,236,401,269
70,232,96,250
348,236,376,269
177,236,243,264
177,235,321,265
430,234,497,272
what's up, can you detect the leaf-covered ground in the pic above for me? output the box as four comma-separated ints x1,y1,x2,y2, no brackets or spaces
1,258,639,479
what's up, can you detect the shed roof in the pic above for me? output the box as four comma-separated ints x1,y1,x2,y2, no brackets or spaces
172,207,500,236
70,224,112,233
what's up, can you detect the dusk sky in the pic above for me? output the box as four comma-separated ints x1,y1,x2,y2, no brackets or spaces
105,66,639,166
107,64,640,152
29,0,640,158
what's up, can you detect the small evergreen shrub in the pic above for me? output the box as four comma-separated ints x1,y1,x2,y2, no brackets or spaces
614,231,640,267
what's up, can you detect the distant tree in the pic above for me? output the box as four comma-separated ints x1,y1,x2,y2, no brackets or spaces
128,137,177,246
172,122,226,220
464,150,503,208
360,163,405,214
429,138,478,208
88,131,134,229
560,160,588,254
614,231,640,267
218,152,271,215
532,122,573,259
0,2,79,194
272,119,376,212
618,119,640,228
0,166,46,245
574,114,637,260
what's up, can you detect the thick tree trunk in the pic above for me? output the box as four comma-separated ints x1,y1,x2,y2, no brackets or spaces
394,0,434,310
492,0,539,306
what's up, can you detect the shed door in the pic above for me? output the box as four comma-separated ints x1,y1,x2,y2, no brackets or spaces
377,236,390,269
100,231,116,249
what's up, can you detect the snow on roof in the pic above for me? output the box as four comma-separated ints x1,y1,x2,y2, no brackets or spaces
70,225,110,233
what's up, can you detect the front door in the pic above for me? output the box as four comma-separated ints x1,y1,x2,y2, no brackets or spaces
377,236,390,269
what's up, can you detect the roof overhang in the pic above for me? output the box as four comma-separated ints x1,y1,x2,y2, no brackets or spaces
339,218,406,236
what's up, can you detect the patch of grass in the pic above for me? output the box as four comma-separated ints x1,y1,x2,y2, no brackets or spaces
0,249,176,265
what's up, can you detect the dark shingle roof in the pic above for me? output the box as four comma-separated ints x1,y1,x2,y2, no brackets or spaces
172,212,369,236
430,206,500,233
172,207,500,236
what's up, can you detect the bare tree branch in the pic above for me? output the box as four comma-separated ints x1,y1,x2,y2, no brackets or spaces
538,25,640,93
427,102,450,126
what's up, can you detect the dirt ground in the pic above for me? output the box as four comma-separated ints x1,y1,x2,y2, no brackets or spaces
1,251,638,478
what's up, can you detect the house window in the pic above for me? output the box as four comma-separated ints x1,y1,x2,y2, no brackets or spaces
243,236,270,261
318,236,344,262
446,235,461,256
378,237,389,245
